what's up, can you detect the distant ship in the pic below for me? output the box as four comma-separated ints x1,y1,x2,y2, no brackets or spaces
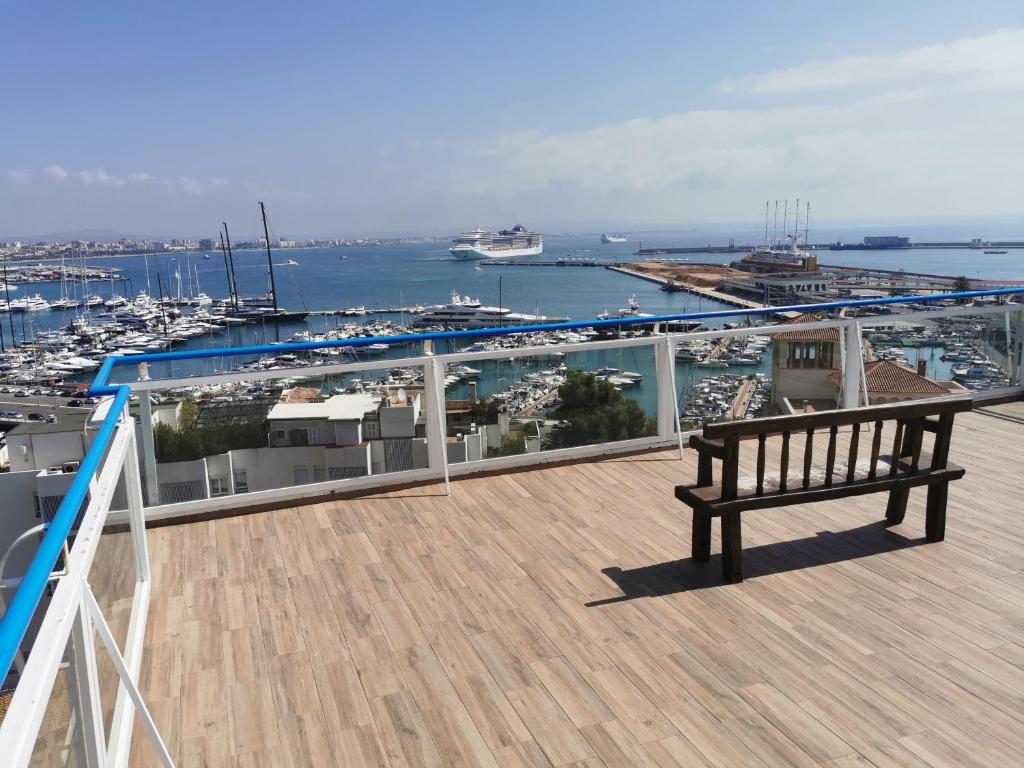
415,291,565,328
984,249,1008,254
450,225,543,259
601,234,627,244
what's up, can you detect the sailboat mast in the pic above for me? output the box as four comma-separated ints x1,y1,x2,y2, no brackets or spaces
222,222,240,310
259,201,279,313
219,231,234,308
805,201,810,249
763,201,769,248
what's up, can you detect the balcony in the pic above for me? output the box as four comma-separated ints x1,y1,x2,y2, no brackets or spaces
2,290,1024,766
114,398,1024,766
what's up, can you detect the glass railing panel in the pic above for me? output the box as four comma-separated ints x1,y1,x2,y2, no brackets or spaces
87,521,136,739
138,360,436,507
445,342,659,463
25,633,88,768
673,329,774,429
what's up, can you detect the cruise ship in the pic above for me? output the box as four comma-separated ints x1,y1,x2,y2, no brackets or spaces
415,291,566,328
601,233,627,243
450,225,543,259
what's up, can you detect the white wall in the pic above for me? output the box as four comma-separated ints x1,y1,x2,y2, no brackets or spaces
7,430,87,473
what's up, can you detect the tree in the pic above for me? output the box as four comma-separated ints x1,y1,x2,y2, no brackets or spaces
542,371,656,450
155,419,268,463
952,275,972,303
489,431,526,457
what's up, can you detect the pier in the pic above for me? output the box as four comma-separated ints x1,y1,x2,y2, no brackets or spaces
607,265,802,318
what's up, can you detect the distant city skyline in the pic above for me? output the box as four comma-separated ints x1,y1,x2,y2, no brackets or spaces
3,1,1023,236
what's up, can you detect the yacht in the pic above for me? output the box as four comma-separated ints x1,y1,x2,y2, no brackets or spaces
7,294,50,312
414,291,566,328
597,295,650,321
601,234,627,244
450,225,543,259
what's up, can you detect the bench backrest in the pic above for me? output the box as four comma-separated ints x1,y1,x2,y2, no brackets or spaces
697,395,972,501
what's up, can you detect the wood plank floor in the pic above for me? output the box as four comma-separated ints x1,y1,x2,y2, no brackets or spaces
132,402,1024,767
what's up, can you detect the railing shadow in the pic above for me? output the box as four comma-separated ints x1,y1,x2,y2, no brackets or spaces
586,522,926,605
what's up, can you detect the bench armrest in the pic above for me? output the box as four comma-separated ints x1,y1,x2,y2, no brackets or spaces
689,435,726,459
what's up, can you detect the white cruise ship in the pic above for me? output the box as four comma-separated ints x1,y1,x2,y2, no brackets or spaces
450,225,543,259
415,292,566,328
601,233,627,243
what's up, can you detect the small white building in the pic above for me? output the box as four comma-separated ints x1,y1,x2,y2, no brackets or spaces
267,392,381,447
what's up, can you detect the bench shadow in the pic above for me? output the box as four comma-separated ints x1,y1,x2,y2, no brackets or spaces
586,522,927,606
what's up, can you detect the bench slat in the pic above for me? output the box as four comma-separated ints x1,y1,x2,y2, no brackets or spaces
846,423,860,485
756,434,766,496
802,428,814,490
889,421,904,478
825,425,839,487
676,462,964,516
869,420,883,479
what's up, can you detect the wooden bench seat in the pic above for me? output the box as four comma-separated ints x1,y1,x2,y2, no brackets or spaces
675,396,972,583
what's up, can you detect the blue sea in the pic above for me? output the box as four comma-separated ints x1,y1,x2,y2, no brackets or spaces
10,232,1022,412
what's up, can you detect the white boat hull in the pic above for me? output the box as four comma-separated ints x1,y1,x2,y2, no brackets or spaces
450,244,544,260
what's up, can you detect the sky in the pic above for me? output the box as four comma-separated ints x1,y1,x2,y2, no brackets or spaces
2,0,1024,239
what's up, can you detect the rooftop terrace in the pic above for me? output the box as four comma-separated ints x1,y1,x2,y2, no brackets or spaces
127,400,1024,767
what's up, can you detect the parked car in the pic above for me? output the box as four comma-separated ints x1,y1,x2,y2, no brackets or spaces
66,399,82,408
14,390,29,397
27,412,45,421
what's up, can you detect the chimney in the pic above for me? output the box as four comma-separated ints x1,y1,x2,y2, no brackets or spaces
468,381,478,404
917,360,927,377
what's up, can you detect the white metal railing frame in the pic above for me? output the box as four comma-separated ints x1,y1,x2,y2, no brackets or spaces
110,299,1024,523
0,400,173,768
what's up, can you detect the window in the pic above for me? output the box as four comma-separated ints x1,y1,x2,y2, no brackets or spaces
274,429,286,444
210,476,230,496
288,429,309,446
803,344,818,369
233,469,248,493
363,420,381,439
819,342,834,369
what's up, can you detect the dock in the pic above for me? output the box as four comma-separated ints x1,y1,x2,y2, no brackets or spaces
607,266,802,319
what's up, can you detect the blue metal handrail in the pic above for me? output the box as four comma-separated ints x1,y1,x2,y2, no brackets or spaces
0,286,1021,686
88,287,1024,395
0,386,131,683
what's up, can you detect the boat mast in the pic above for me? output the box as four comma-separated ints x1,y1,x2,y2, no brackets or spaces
772,201,778,247
763,201,769,248
222,222,240,310
805,201,811,249
259,201,279,313
3,259,16,346
218,231,235,309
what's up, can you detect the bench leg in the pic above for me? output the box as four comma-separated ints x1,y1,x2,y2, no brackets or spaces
721,512,743,584
885,486,910,526
692,512,711,562
926,482,948,542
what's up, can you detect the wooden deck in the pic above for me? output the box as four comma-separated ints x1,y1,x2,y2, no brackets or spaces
133,402,1024,767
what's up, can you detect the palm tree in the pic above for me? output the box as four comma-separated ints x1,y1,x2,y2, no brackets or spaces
952,275,972,304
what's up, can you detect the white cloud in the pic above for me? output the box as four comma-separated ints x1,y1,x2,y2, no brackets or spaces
126,172,152,183
179,177,203,194
455,86,1024,222
42,164,67,182
6,169,31,182
78,168,125,187
722,28,1024,95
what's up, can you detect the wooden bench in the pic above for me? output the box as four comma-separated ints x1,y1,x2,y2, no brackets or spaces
675,395,972,583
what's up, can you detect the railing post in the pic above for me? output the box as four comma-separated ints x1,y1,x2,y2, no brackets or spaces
71,591,108,767
842,320,862,409
136,365,159,507
655,336,683,457
422,357,451,495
